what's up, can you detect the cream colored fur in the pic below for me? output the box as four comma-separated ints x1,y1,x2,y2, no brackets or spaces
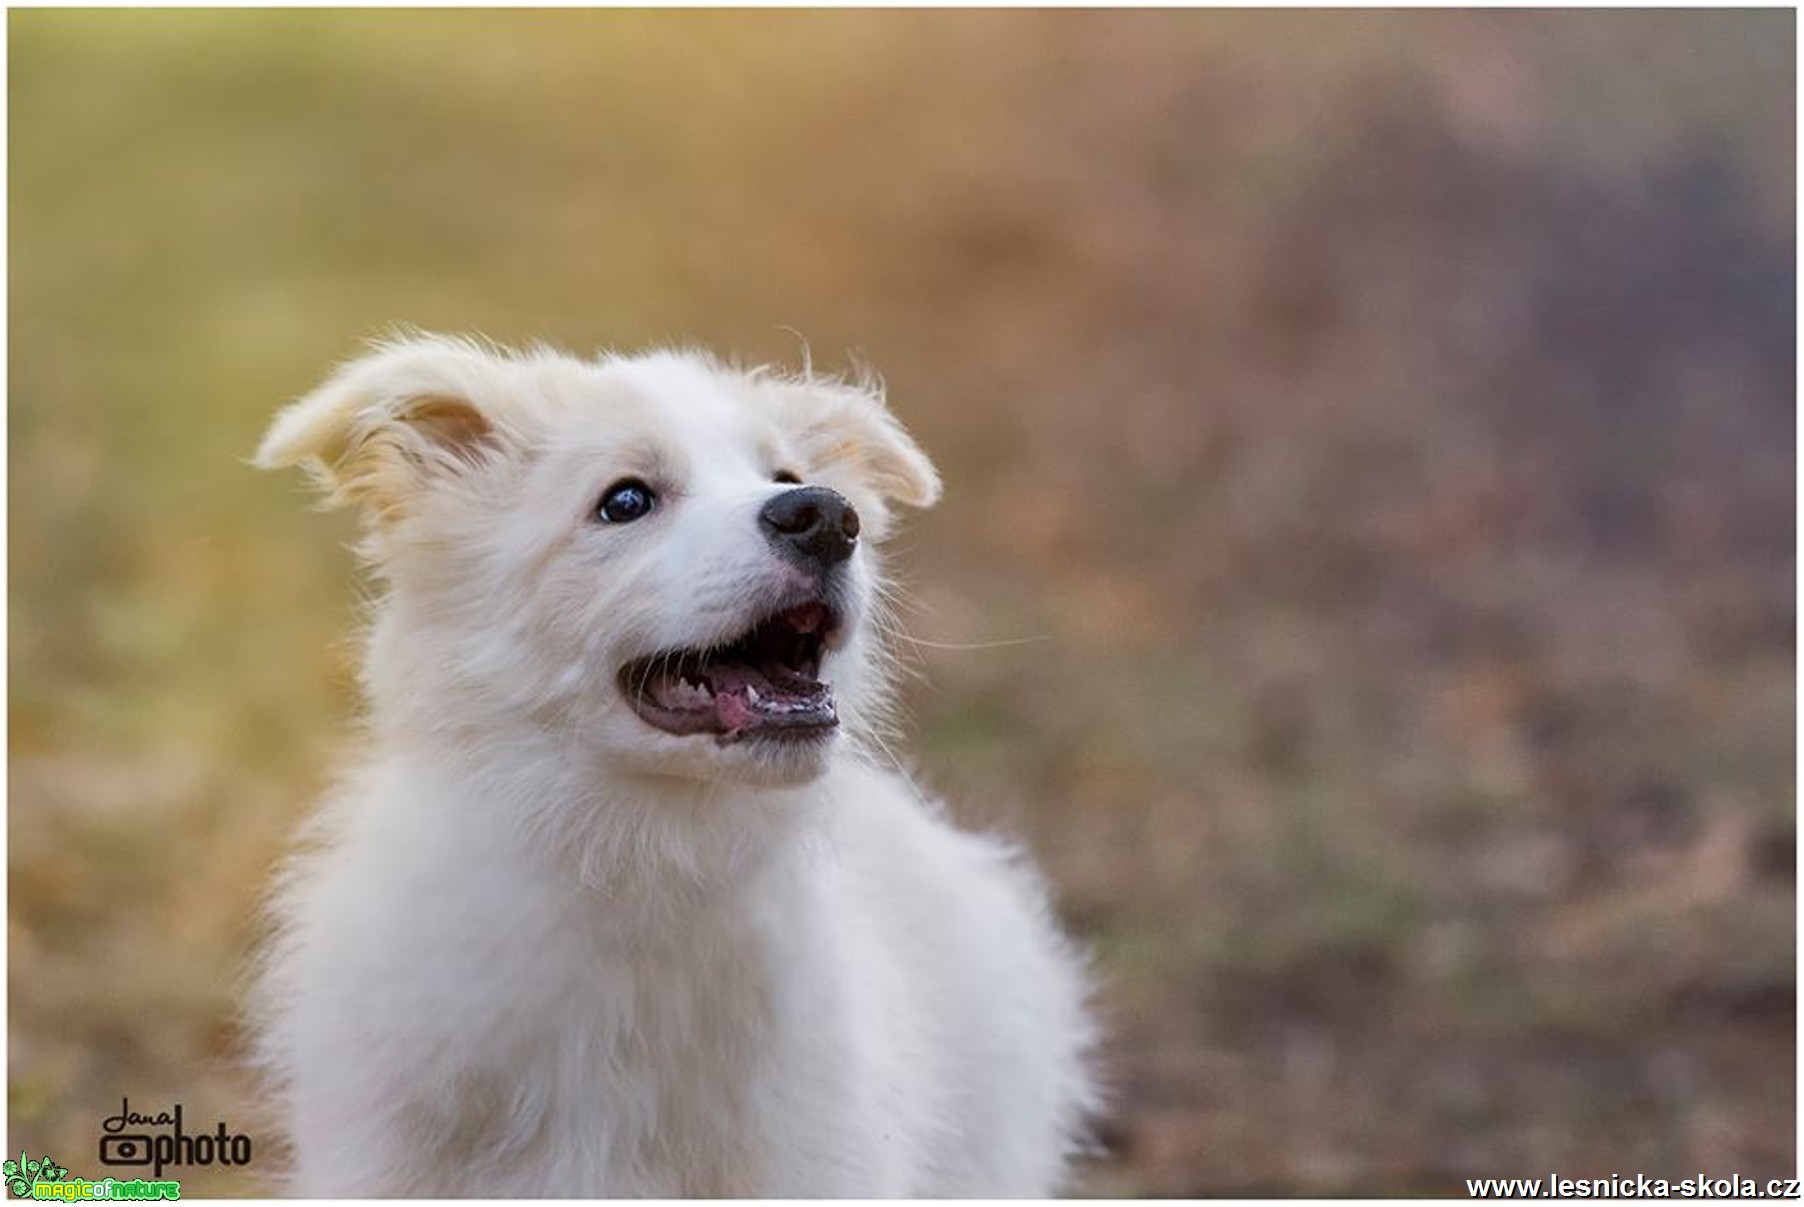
249,335,1096,1196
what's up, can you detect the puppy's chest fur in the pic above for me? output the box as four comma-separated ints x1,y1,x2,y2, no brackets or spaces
570,899,863,1196
371,843,895,1197
477,944,755,1193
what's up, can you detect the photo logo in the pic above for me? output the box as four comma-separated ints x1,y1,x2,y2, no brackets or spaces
97,1101,250,1178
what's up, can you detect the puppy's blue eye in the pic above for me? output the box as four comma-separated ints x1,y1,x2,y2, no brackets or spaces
598,479,656,523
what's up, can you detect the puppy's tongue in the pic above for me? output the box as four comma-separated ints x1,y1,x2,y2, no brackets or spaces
707,664,835,740
715,688,761,734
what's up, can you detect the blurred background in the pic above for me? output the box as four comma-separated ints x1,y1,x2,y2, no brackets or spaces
9,9,1795,1196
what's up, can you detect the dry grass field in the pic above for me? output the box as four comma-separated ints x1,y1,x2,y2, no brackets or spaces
10,10,1794,1195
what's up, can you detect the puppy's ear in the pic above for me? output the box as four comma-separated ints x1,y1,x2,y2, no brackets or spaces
763,376,942,514
256,335,511,519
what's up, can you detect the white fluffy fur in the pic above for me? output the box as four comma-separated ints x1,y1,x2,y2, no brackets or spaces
249,335,1096,1196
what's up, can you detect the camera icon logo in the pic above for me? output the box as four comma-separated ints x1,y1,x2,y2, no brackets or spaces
98,1134,152,1166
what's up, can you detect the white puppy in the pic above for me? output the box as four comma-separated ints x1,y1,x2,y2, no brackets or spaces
250,335,1096,1197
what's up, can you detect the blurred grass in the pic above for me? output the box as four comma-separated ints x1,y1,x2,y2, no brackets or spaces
10,10,1794,1195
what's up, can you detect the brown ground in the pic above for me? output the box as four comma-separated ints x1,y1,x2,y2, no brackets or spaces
11,10,1794,1196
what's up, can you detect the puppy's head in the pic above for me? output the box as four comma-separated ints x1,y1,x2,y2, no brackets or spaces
258,334,939,788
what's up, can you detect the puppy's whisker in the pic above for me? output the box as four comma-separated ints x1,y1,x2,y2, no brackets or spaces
886,634,1050,651
855,722,907,776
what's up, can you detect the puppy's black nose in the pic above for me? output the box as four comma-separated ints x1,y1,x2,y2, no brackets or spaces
760,486,860,568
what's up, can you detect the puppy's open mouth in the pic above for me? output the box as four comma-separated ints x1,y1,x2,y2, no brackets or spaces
619,602,841,742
